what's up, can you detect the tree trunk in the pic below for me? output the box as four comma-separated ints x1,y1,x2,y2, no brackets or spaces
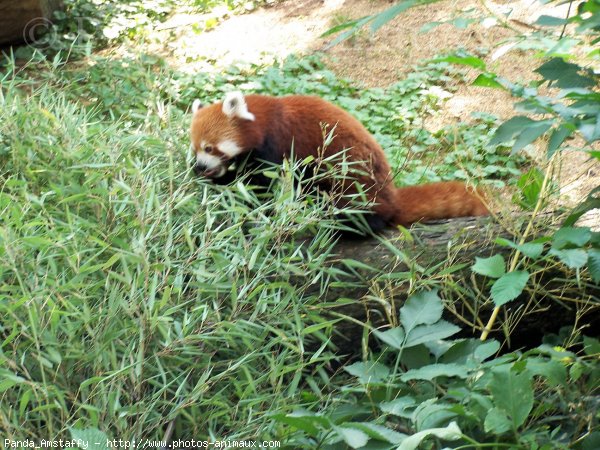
317,215,600,352
0,0,63,45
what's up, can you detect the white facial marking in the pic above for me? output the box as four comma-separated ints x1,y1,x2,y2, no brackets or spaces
192,99,202,114
195,151,222,170
218,139,242,158
222,91,255,121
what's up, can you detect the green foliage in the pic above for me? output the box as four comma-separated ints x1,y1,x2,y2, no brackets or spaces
472,254,506,278
489,270,530,306
13,0,177,59
2,0,596,444
470,223,600,314
321,0,438,47
323,0,599,167
273,291,600,449
0,62,351,438
423,1,600,328
549,226,600,278
513,167,546,210
0,47,525,440
488,367,533,430
69,429,111,450
8,0,276,61
435,50,599,160
564,186,600,227
20,52,524,188
318,11,600,449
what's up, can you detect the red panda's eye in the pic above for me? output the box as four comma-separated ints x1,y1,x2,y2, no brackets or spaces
205,146,214,154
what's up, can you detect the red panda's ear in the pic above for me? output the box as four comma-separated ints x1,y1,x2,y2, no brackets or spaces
192,99,203,114
222,91,255,121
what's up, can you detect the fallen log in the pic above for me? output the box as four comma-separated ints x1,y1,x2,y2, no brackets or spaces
0,0,62,45
314,215,600,352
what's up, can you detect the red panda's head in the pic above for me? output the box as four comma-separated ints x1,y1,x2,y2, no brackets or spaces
189,91,255,179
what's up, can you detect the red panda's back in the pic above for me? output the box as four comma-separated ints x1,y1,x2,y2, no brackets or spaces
244,95,385,166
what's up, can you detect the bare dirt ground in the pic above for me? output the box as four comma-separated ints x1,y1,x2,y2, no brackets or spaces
128,0,598,224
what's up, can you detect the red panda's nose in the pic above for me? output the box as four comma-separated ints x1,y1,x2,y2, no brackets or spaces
192,162,207,176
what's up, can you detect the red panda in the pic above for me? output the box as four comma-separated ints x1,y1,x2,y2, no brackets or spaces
190,91,488,231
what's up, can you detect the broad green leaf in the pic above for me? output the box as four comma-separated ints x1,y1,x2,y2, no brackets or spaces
536,344,576,360
535,15,568,26
343,422,406,444
525,357,567,386
373,327,405,350
549,248,588,269
441,339,499,364
488,368,534,429
424,339,455,359
402,344,432,368
472,254,505,278
69,429,111,450
472,73,505,89
414,401,458,434
474,340,501,362
432,55,487,70
379,397,416,418
287,410,331,425
490,116,536,145
490,116,553,154
490,271,530,306
272,410,331,436
333,425,370,449
344,361,390,384
547,123,574,156
270,414,322,436
494,237,545,259
404,321,461,348
397,421,462,450
583,336,600,356
511,120,552,154
514,167,544,210
579,12,600,32
563,187,600,227
535,58,596,88
552,226,591,249
516,242,545,259
400,363,469,381
588,249,600,283
578,115,600,142
400,289,443,332
484,407,512,434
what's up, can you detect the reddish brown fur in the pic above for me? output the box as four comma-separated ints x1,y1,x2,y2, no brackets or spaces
190,94,489,227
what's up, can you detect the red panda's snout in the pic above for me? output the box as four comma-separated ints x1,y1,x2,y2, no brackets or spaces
190,92,255,180
191,142,236,179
